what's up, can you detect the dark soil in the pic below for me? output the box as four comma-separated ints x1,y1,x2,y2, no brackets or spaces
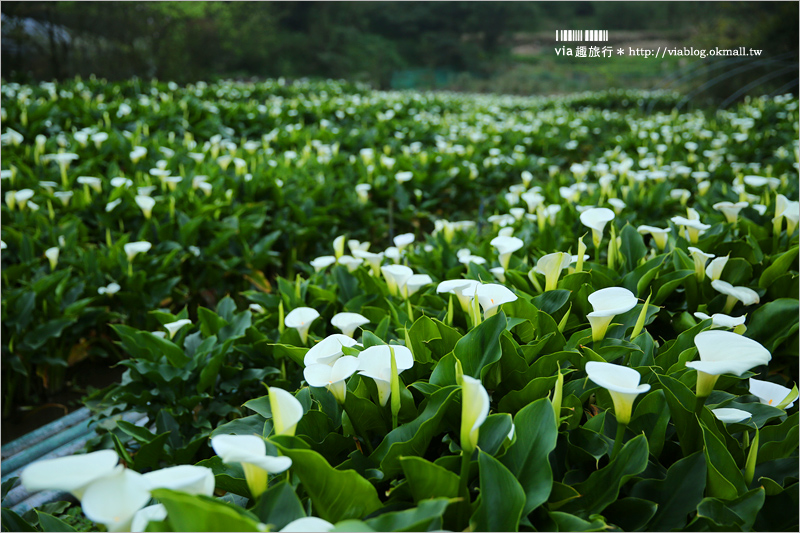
1,361,124,444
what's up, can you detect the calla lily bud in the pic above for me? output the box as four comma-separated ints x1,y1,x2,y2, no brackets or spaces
552,366,564,423
744,429,759,486
333,235,346,260
576,234,587,272
630,292,651,340
460,375,490,454
44,246,59,271
268,386,304,436
585,361,650,425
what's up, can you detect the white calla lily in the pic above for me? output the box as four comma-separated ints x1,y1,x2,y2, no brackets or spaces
711,408,751,424
393,232,415,252
587,287,637,342
404,273,433,297
331,312,370,338
268,386,304,437
693,312,746,330
284,307,320,344
670,216,711,243
21,449,121,499
123,241,152,262
381,264,413,297
98,282,121,296
44,246,59,271
705,255,729,282
352,249,384,276
304,356,359,404
535,252,573,291
333,235,346,260
749,378,797,409
687,330,771,398
437,279,480,312
77,176,102,193
210,434,292,498
474,283,517,318
81,468,151,532
310,255,336,272
711,280,760,314
713,201,748,224
580,207,615,248
164,319,191,339
460,375,490,454
131,504,168,533
357,345,414,406
687,247,714,281
142,465,214,496
135,195,156,219
304,334,358,366
490,235,524,270
585,361,650,425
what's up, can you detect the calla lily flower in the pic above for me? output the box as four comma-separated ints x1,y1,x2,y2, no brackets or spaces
77,176,102,193
490,267,506,282
135,195,156,219
608,198,626,214
585,361,650,425
81,468,151,532
304,356,359,404
460,375,490,454
355,183,371,204
693,312,746,330
687,330,771,398
268,386,304,437
535,252,573,291
98,282,121,296
711,408,751,424
304,334,358,366
285,307,320,345
331,312,370,338
142,465,215,496
743,175,779,189
587,287,637,342
348,239,370,254
395,171,413,183
670,216,711,243
393,233,415,252
333,235,346,260
458,252,487,265
21,449,121,499
749,378,797,409
164,319,192,339
130,146,147,163
45,246,59,270
124,241,152,261
54,190,73,206
713,201,748,224
773,193,799,236
381,264,413,297
580,207,615,248
437,279,481,312
405,273,433,297
688,247,714,281
384,246,402,264
280,517,335,532
338,255,363,272
475,283,517,318
711,280,760,314
357,345,414,406
705,256,729,282
490,235,524,270
310,255,337,272
353,249,384,276
131,504,168,533
14,189,35,209
210,434,292,498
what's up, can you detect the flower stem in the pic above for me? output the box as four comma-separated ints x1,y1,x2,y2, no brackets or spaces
457,449,471,530
611,422,626,460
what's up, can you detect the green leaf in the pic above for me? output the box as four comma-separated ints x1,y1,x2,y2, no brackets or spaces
400,456,460,503
602,497,657,531
250,481,305,531
198,306,228,337
133,431,171,470
497,375,558,414
153,489,262,531
559,435,648,517
1,508,36,532
620,224,647,272
531,290,571,314
630,450,707,531
744,298,800,352
757,411,799,464
546,511,608,532
35,512,76,533
138,331,191,367
476,413,513,456
271,436,383,522
500,398,558,515
701,419,747,500
628,389,670,458
371,385,460,478
196,456,250,498
365,498,452,532
453,311,506,378
759,246,799,289
471,450,526,532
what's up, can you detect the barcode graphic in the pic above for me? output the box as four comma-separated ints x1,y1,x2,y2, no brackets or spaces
556,30,609,42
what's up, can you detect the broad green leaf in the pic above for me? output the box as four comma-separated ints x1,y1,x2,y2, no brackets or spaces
153,489,262,531
365,498,451,532
250,481,305,531
620,223,647,272
453,311,506,378
559,435,648,517
759,246,799,289
757,411,799,464
630,450,707,531
629,389,670,458
400,456,460,503
196,455,250,498
701,419,747,500
35,511,76,533
272,436,383,522
498,375,559,414
471,450,526,532
500,398,558,515
602,497,657,532
546,511,608,532
744,298,800,352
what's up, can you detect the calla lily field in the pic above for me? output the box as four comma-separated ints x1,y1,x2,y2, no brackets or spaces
1,77,799,532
